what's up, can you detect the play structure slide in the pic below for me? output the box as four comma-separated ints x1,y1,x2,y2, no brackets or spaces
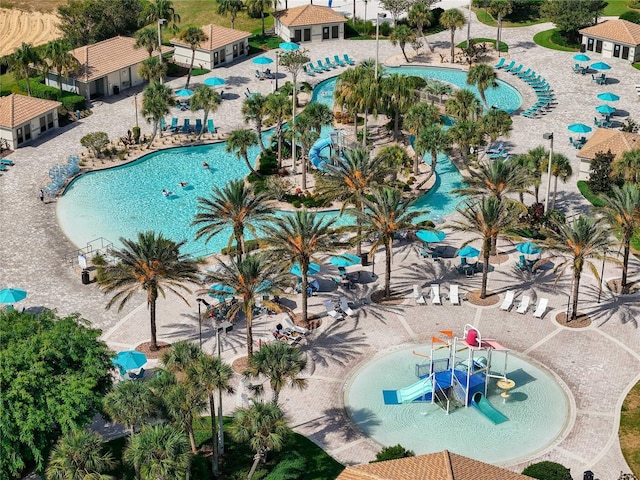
470,392,508,424
383,378,433,404
309,137,332,170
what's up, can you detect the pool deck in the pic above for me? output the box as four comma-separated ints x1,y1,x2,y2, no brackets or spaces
2,14,640,479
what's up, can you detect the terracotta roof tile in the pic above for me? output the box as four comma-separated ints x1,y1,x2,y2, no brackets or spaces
171,24,250,51
273,5,347,27
579,19,640,45
336,451,535,480
577,128,640,161
0,93,61,128
69,36,173,82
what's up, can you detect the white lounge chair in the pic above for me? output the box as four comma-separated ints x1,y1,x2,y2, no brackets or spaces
413,285,426,305
449,285,460,305
533,298,548,318
500,290,515,311
516,295,531,314
339,297,356,316
430,284,441,305
283,316,309,335
323,300,344,320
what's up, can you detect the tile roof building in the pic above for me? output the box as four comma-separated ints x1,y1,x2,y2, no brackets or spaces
0,94,61,150
337,450,536,480
577,128,640,180
579,19,640,62
171,24,251,70
274,5,347,43
45,36,174,100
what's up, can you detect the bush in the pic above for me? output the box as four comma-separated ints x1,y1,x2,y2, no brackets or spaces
522,461,572,480
221,239,261,257
588,150,615,195
577,180,605,207
620,10,640,23
372,444,415,462
60,94,86,111
80,132,109,157
264,452,307,479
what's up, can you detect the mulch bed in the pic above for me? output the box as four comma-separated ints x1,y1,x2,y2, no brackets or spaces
289,313,322,330
232,356,249,374
135,341,172,359
606,278,639,294
371,290,406,305
555,312,591,328
465,290,501,306
489,252,510,265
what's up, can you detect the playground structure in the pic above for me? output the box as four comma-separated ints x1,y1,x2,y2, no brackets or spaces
382,325,513,424
309,129,350,171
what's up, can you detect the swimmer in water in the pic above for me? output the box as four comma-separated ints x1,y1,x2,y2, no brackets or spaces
162,189,172,197
179,181,188,187
202,162,210,169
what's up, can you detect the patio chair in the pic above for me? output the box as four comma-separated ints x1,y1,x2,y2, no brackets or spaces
303,64,316,76
413,285,426,305
283,316,309,335
0,159,14,166
517,68,532,78
516,255,527,270
486,143,503,154
207,119,217,134
339,297,356,316
501,60,515,72
325,57,338,68
448,284,460,305
516,295,531,314
430,284,441,305
160,118,166,130
128,368,145,380
500,290,515,311
256,69,265,80
195,119,203,134
343,54,356,65
334,55,346,67
181,118,190,133
494,57,506,69
572,63,581,74
324,300,344,320
509,64,523,75
308,62,323,74
533,298,549,318
168,117,178,132
316,60,329,71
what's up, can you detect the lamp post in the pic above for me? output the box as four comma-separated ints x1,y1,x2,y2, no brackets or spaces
157,19,167,83
597,254,607,303
196,298,207,348
134,93,139,128
543,132,554,213
374,13,387,80
364,0,368,30
466,0,472,46
291,81,297,175
275,51,279,91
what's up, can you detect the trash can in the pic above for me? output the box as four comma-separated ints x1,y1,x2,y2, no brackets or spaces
81,269,90,285
583,472,594,480
360,253,369,267
113,85,120,95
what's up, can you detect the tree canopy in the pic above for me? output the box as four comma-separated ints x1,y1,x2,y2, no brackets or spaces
0,310,114,479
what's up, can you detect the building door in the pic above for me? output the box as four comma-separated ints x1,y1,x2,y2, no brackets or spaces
24,124,31,141
595,40,602,53
622,45,629,59
220,48,226,63
613,44,621,58
40,116,47,133
587,38,594,51
332,25,339,38
16,127,24,145
294,29,302,42
214,51,219,66
303,28,311,41
323,26,330,39
233,44,238,58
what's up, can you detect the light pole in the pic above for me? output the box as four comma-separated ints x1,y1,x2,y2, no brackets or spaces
134,93,139,128
597,254,607,303
157,19,167,83
374,13,387,80
275,51,279,91
291,81,297,175
196,298,207,348
543,132,554,213
467,0,472,46
364,0,368,31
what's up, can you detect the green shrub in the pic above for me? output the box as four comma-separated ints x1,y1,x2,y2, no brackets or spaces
220,239,261,256
522,461,572,480
132,126,141,144
372,444,415,462
620,10,640,23
264,452,307,479
191,68,210,76
60,94,86,111
80,132,109,157
588,150,615,195
17,78,59,100
577,180,605,207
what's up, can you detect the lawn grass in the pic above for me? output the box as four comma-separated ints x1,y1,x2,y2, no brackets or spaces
603,0,639,16
457,38,508,52
533,29,580,52
472,7,547,27
633,63,640,71
620,382,640,477
0,71,21,96
577,180,606,207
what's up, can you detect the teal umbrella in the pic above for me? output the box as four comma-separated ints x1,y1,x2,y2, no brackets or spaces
516,242,541,255
330,253,361,267
290,262,321,276
175,88,194,97
591,61,611,70
568,123,592,134
416,230,446,244
279,42,299,51
113,350,147,371
596,104,615,115
208,284,235,302
573,54,590,62
458,246,480,258
204,77,225,87
0,288,27,304
253,56,273,65
597,92,619,102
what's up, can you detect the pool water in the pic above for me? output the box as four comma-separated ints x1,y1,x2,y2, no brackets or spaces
345,347,571,465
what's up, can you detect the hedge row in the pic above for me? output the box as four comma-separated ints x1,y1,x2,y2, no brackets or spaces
17,78,86,111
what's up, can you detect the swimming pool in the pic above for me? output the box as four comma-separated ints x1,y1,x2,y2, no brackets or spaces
345,346,572,465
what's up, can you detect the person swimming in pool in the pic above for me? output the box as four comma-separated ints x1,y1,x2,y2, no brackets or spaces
162,189,172,197
179,182,188,187
202,162,209,169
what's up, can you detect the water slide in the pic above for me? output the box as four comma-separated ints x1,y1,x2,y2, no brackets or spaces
383,378,433,405
470,392,508,424
309,137,333,171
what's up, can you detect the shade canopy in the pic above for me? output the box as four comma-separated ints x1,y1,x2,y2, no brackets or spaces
204,77,226,87
516,241,541,255
279,41,300,51
113,350,147,371
573,54,590,62
208,284,235,302
290,262,321,277
0,288,27,304
597,92,620,102
330,253,361,268
175,88,194,97
568,123,592,134
590,61,611,70
416,230,447,244
458,246,480,258
596,104,616,114
253,56,273,65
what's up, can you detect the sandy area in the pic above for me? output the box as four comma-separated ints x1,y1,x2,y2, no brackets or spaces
0,9,61,57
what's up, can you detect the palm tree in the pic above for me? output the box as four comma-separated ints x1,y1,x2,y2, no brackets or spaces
423,79,454,104
140,81,175,147
446,88,481,122
134,28,159,57
541,153,573,210
190,86,221,139
439,8,466,63
217,0,244,29
334,67,362,138
192,180,272,262
242,93,268,153
381,74,416,139
480,108,512,144
244,342,307,404
316,148,386,256
227,128,261,177
467,63,498,107
599,184,640,294
262,211,336,323
103,380,155,435
44,40,79,94
448,119,484,161
265,92,291,168
291,112,319,191
415,125,451,180
352,187,420,298
229,401,289,480
512,146,546,202
143,0,181,31
303,101,333,134
99,231,200,351
449,196,519,298
487,0,512,57
161,340,201,378
177,26,207,88
138,56,167,83
404,103,441,173
544,217,611,321
206,255,288,357
46,429,115,480
612,148,640,184
9,42,43,96
408,2,434,52
375,144,411,181
245,0,272,35
390,25,415,63
124,424,191,480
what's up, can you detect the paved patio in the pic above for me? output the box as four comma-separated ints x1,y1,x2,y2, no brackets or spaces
2,13,640,478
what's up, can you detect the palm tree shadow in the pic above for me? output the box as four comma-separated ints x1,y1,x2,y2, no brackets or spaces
297,406,380,445
581,282,640,328
303,327,369,374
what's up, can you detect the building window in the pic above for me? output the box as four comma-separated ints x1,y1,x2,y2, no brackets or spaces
595,39,602,53
294,29,302,42
613,44,621,58
323,26,329,40
47,113,54,129
622,45,629,59
233,44,238,58
332,25,339,38
587,37,594,51
40,116,47,133
303,28,311,41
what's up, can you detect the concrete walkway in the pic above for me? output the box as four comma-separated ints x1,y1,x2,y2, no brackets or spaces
2,13,640,478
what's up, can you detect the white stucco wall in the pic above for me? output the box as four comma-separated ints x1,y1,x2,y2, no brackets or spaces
172,42,249,70
581,35,639,62
1,107,59,149
276,21,344,43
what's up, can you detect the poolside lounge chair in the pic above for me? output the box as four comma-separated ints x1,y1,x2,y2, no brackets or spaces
517,68,532,78
0,159,14,166
168,117,178,132
488,147,508,159
195,119,203,134
181,119,190,133
207,119,216,134
413,285,426,305
430,284,441,305
334,55,346,67
339,297,356,316
343,54,356,65
0,165,7,172
486,143,503,154
325,57,338,68
509,64,523,75
160,118,166,131
128,368,145,380
324,300,344,320
308,62,323,74
303,64,316,76
449,284,460,305
317,60,330,71
494,57,505,69
500,290,515,311
502,61,517,72
283,316,309,335
516,295,530,314
533,298,549,318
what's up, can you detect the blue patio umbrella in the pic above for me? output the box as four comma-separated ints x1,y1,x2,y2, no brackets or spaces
279,41,300,51
113,350,147,371
590,61,611,70
416,230,447,244
0,287,27,304
290,262,321,277
330,253,361,267
208,284,235,302
516,241,541,255
175,88,194,97
568,123,592,134
596,104,616,115
457,246,480,258
597,92,620,102
253,56,273,65
573,54,590,62
204,77,225,87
